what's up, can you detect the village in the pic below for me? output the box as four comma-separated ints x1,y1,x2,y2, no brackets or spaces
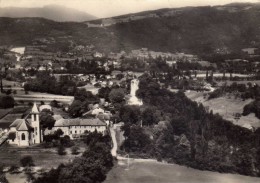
1,37,260,183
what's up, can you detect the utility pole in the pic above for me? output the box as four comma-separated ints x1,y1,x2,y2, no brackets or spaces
0,67,4,93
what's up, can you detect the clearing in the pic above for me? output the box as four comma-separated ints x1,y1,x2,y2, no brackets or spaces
185,90,260,129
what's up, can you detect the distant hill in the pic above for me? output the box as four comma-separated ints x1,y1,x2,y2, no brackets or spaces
0,5,96,22
1,3,260,56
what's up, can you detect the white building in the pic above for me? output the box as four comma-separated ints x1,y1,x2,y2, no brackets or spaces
8,103,42,146
53,118,107,139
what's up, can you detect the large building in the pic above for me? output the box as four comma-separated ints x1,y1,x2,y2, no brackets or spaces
8,103,42,146
53,118,107,139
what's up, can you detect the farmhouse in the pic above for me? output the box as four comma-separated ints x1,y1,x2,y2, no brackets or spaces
53,118,107,139
8,103,42,146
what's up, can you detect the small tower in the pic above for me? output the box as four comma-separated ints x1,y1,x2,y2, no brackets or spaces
31,102,41,144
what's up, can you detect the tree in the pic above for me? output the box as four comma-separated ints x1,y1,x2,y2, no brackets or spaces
0,95,15,108
0,163,8,183
71,146,80,155
40,110,55,130
122,125,152,153
109,88,125,103
50,100,59,108
8,132,16,141
98,87,111,101
60,135,73,147
68,100,83,117
20,156,34,167
119,105,141,124
54,129,64,137
141,107,157,126
57,145,66,155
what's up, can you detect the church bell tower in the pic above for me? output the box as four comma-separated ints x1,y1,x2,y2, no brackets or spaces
31,102,41,144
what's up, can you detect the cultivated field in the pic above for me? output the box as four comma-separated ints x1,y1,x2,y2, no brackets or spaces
105,160,260,183
185,91,260,129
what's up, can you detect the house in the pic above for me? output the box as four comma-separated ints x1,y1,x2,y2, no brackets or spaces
53,118,107,139
8,103,42,146
39,105,52,112
242,48,258,55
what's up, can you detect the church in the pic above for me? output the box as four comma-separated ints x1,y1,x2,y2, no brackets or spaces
8,103,42,146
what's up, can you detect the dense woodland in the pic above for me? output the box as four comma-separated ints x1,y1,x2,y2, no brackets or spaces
2,4,260,56
118,74,260,176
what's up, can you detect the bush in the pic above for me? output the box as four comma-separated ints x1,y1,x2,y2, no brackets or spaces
71,146,80,155
9,165,20,174
8,132,16,141
0,95,15,108
20,156,34,167
57,145,66,155
60,135,74,147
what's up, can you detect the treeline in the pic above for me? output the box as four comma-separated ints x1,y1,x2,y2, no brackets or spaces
209,82,260,100
63,59,110,75
119,74,260,176
24,72,77,96
33,131,113,183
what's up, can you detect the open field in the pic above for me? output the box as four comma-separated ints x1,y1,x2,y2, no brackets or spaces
185,91,260,129
105,160,260,183
0,143,83,168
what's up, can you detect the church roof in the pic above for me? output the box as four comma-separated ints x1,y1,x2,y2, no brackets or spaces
31,102,39,113
10,119,33,131
54,118,106,127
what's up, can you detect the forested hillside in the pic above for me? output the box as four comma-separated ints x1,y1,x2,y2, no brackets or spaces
1,3,260,55
118,74,260,176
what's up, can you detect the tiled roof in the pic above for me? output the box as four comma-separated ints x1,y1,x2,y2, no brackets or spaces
10,119,33,131
54,118,106,127
10,119,24,128
53,115,63,121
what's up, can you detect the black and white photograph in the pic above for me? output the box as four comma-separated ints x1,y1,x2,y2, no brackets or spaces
0,0,260,182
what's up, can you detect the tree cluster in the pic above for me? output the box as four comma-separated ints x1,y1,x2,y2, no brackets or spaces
33,131,113,183
120,74,260,176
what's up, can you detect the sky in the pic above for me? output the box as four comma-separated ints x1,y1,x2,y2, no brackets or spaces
0,0,259,18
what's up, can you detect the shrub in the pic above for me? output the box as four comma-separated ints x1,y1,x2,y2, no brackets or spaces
8,132,16,141
20,156,34,167
9,165,20,174
60,135,74,147
71,146,80,155
57,145,66,155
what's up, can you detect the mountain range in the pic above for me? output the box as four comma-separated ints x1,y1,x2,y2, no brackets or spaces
0,5,96,22
1,3,260,56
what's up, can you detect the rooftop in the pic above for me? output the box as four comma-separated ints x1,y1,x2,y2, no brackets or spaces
54,118,106,127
